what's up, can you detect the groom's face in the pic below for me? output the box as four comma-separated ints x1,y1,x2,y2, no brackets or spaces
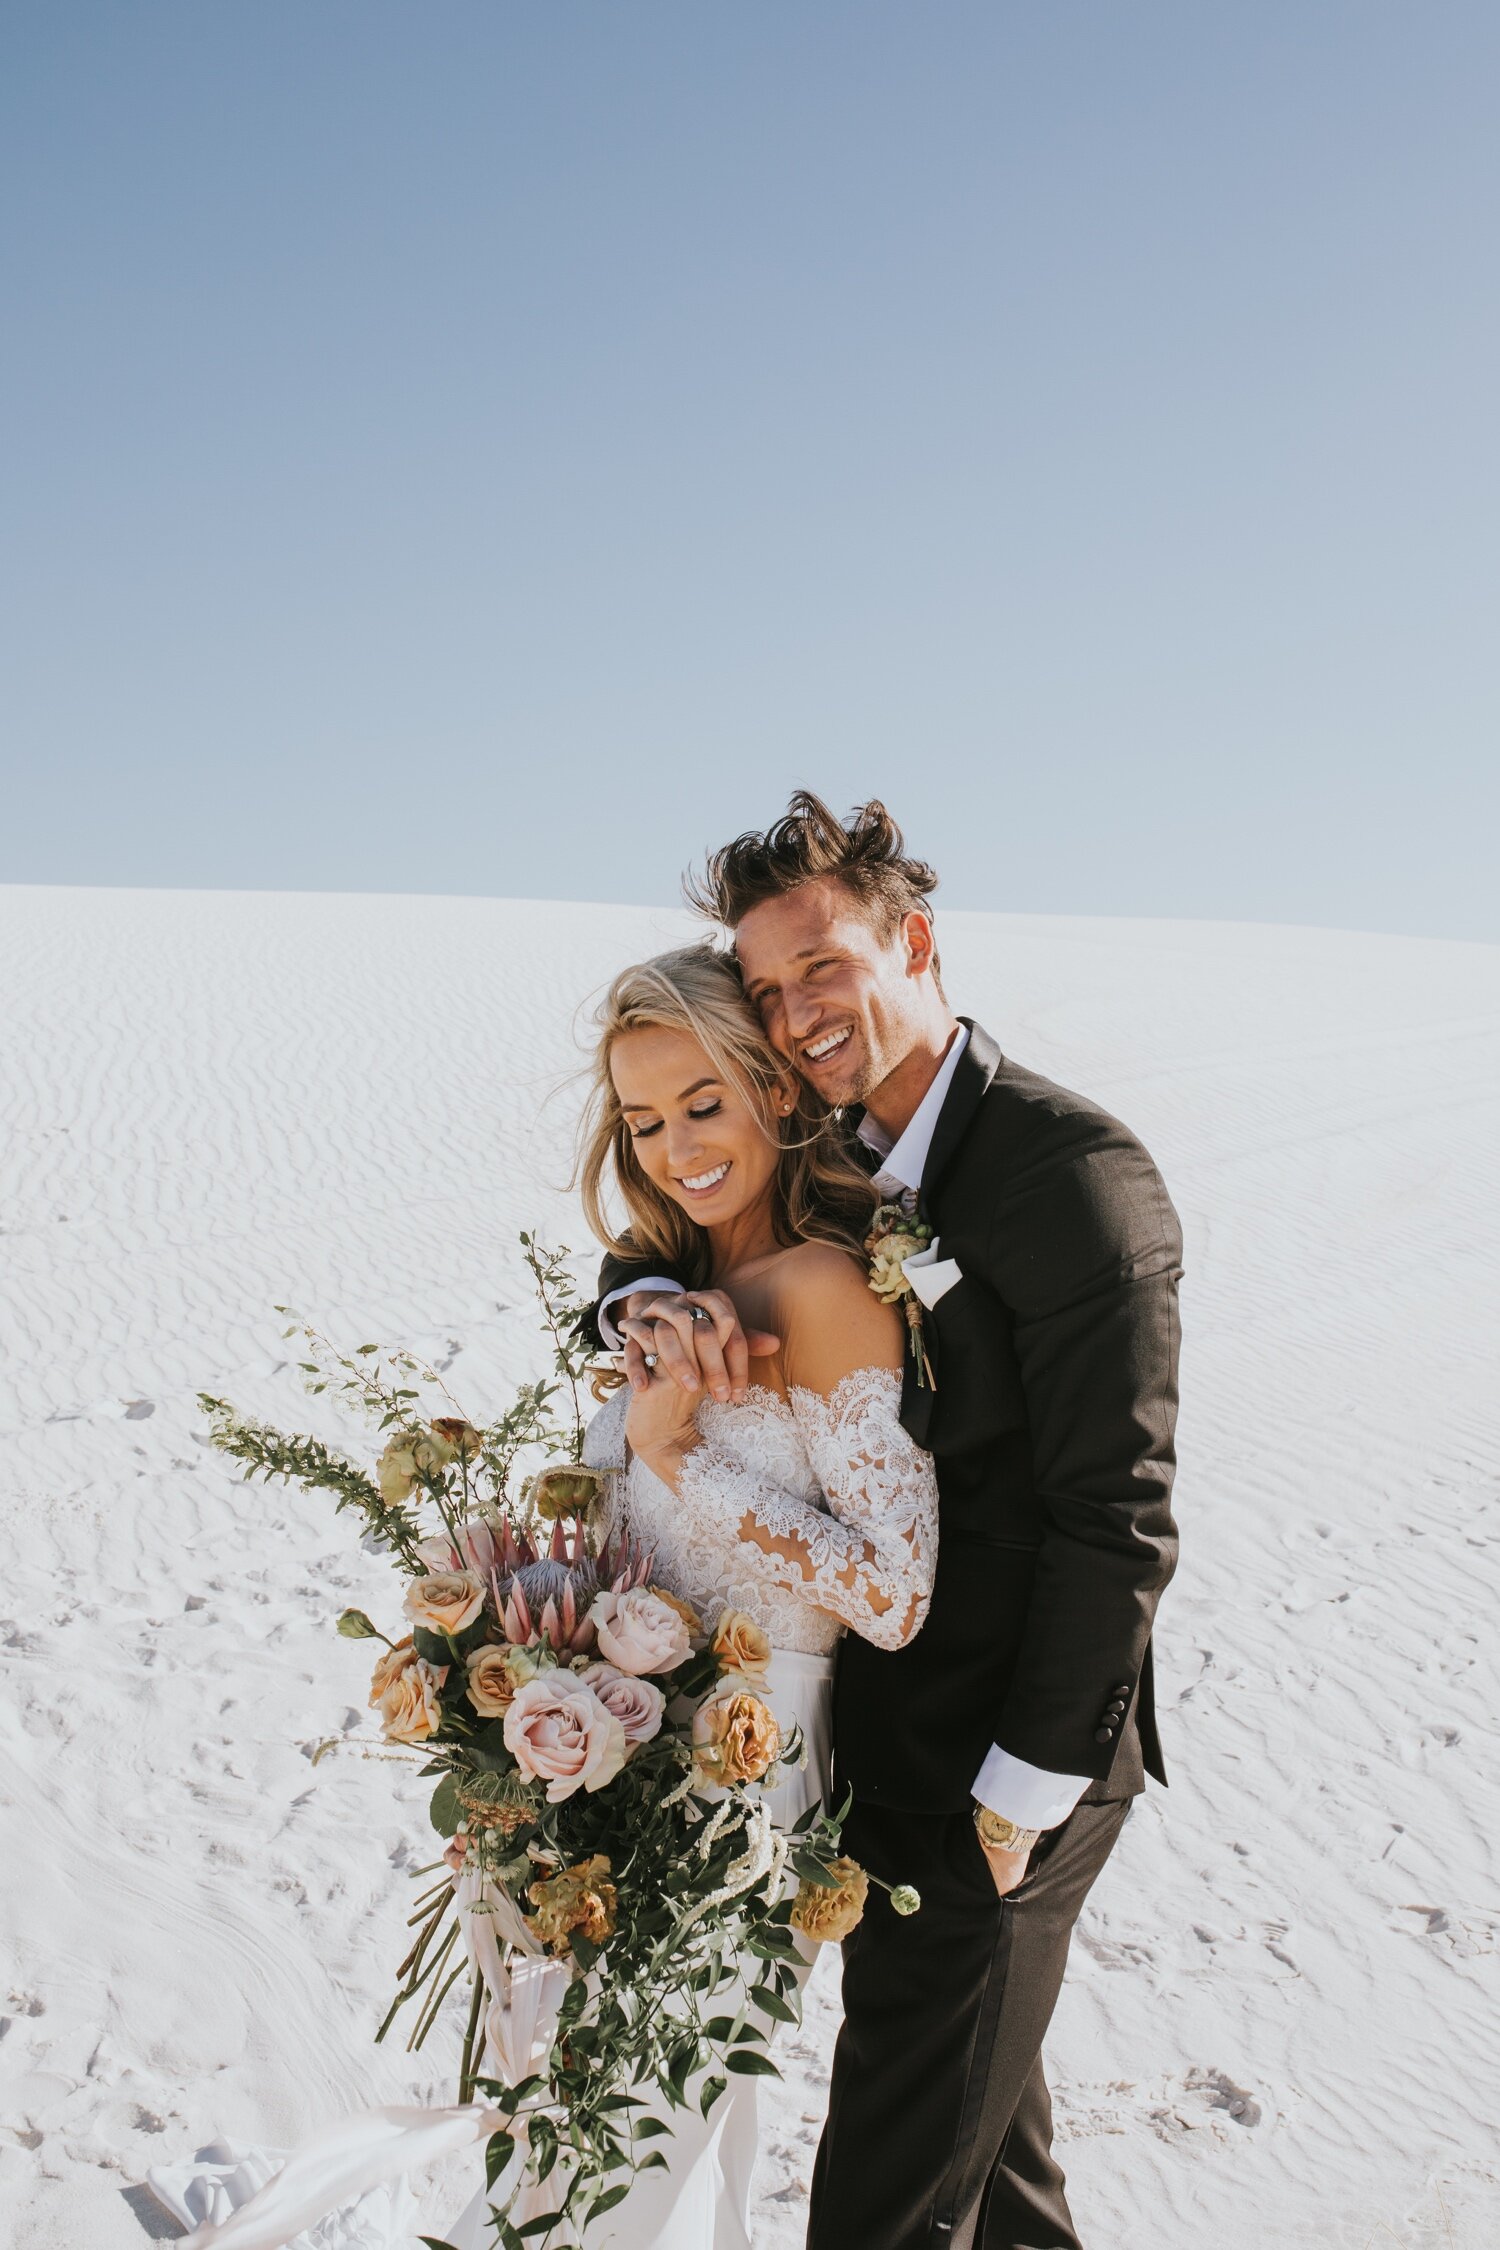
736,877,932,1109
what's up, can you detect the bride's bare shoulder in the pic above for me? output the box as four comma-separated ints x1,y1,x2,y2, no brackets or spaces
761,1240,905,1390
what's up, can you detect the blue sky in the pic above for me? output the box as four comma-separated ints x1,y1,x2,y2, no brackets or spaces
2,4,1496,940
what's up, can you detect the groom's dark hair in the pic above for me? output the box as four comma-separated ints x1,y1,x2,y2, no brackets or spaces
687,789,939,939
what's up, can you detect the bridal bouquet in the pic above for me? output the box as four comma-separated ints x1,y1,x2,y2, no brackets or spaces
199,1238,890,2250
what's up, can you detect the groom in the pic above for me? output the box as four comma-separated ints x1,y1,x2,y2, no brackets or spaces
585,792,1183,2250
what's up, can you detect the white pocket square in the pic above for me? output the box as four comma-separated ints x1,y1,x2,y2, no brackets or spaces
903,1244,963,1310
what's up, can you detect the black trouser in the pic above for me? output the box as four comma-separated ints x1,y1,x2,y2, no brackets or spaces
807,1795,1131,2250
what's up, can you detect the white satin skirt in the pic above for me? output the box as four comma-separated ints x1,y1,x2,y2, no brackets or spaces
148,1651,835,2250
449,1644,834,2250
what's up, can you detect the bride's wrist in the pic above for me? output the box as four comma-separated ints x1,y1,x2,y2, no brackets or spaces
635,1432,703,1489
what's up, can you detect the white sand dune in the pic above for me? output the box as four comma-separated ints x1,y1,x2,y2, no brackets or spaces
1,885,1496,2250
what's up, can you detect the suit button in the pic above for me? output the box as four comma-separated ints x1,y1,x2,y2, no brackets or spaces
1112,1683,1131,1697
1094,1726,1114,1744
1105,1701,1127,1718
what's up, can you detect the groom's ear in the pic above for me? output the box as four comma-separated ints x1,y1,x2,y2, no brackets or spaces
900,907,939,981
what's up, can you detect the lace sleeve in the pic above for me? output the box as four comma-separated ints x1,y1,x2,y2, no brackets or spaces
675,1368,938,1651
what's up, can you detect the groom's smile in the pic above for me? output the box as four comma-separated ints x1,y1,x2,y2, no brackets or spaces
801,1024,854,1068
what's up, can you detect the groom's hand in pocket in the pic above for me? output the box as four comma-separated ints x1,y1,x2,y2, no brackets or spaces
978,1840,1034,1897
618,1289,778,1406
974,1823,1037,1899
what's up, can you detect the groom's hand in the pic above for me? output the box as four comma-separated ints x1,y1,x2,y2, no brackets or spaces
617,1289,779,1406
976,1835,1034,1898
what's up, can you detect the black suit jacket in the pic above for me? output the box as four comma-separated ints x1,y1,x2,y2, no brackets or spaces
586,1021,1183,1815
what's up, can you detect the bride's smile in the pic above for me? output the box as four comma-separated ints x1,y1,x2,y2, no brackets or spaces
610,1019,793,1258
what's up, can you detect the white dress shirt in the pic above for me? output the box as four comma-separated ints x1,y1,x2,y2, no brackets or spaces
597,1020,1090,1833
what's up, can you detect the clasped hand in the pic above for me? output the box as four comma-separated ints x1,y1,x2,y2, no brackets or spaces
617,1289,779,1478
615,1289,778,1405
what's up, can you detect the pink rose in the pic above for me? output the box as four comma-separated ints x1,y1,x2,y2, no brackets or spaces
502,1673,627,1803
415,1519,503,1579
581,1661,666,1750
591,1587,693,1677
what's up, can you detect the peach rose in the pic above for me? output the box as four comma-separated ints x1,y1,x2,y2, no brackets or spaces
377,1653,448,1744
711,1609,772,1683
368,1635,418,1706
465,1643,525,1717
580,1661,666,1749
790,1856,869,1943
691,1683,782,1787
591,1587,693,1677
403,1570,487,1637
650,1585,705,1641
502,1673,627,1803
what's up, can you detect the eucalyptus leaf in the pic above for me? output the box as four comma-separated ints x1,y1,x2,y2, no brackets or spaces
484,2132,516,2190
427,1773,461,1837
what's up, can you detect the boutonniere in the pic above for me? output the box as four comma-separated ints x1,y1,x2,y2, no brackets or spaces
864,1203,937,1390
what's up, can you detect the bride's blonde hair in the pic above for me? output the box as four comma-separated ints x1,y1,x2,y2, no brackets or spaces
576,943,876,1286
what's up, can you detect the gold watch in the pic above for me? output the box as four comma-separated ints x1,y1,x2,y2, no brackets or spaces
973,1804,1042,1853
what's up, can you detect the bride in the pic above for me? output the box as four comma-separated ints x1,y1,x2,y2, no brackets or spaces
158,942,938,2250
455,942,939,2250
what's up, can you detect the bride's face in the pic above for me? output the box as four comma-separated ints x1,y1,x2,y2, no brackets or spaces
611,1025,783,1227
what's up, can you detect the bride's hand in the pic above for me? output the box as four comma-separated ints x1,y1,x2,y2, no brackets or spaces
617,1289,778,1406
624,1356,704,1486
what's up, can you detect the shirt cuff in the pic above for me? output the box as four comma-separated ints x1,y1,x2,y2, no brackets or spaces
595,1278,685,1354
971,1746,1091,1832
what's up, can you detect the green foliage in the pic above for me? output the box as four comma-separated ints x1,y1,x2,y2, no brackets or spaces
197,1394,425,1567
517,1233,596,1465
428,1774,462,1837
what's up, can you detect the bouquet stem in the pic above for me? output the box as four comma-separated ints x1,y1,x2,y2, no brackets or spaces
457,1970,487,2104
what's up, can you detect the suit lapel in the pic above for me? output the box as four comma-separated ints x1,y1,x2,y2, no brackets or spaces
894,1021,1001,1445
917,1019,1002,1223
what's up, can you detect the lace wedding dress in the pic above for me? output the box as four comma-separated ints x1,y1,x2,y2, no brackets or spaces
151,1369,937,2250
505,1366,939,2250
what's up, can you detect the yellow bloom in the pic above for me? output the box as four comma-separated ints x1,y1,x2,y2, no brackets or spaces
431,1417,484,1459
868,1236,925,1303
528,1855,618,1954
691,1685,781,1787
790,1856,869,1943
377,1424,463,1501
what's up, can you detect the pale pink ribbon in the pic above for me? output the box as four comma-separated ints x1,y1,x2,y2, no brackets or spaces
168,1873,572,2249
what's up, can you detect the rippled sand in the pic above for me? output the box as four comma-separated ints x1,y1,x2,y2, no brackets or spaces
2,887,1495,2248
